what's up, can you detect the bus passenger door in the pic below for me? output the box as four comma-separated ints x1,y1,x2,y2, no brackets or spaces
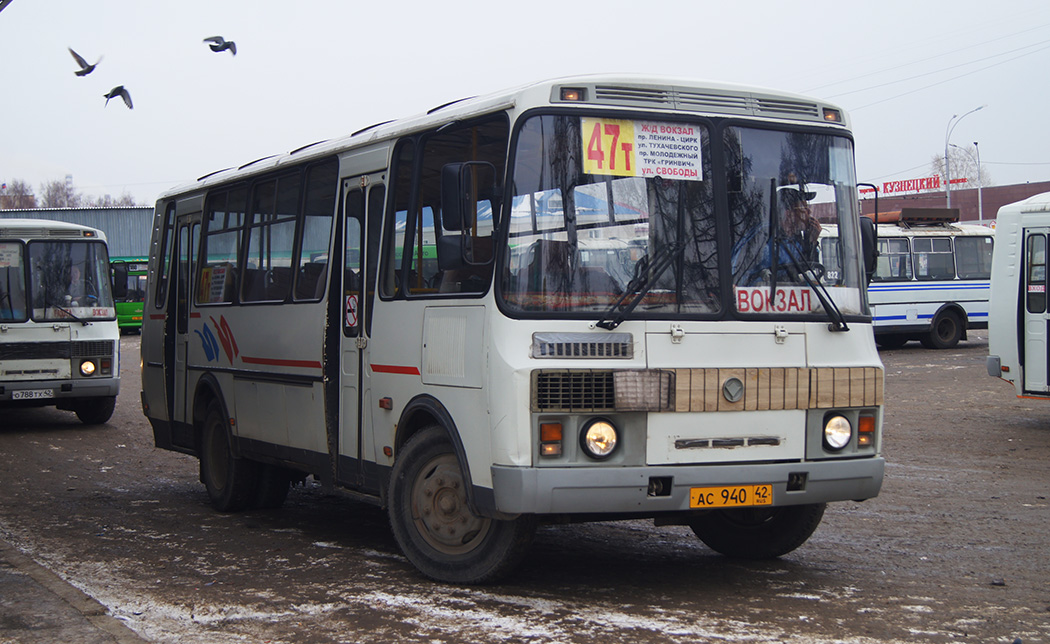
338,175,384,487
1022,229,1049,393
171,215,200,431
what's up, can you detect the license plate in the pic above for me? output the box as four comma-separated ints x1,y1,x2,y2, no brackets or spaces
690,484,773,508
12,389,55,400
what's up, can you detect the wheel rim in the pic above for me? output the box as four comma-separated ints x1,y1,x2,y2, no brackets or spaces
410,453,490,555
937,316,957,342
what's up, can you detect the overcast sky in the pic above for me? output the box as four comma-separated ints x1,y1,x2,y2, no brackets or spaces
2,0,1048,206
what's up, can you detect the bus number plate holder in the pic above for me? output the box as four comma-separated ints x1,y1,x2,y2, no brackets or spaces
689,484,773,508
11,389,55,400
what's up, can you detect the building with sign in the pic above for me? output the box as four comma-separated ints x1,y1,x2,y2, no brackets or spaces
860,180,1050,225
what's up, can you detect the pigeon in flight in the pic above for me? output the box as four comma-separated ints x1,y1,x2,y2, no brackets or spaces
104,86,133,109
68,47,101,76
203,36,236,56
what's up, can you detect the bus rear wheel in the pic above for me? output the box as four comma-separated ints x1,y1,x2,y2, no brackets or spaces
921,310,963,349
388,426,536,584
200,401,256,512
688,503,826,559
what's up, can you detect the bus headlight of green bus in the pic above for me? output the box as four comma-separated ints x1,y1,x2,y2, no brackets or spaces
580,418,619,460
823,415,852,451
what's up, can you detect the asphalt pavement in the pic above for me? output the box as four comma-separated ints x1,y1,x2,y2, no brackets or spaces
0,535,146,644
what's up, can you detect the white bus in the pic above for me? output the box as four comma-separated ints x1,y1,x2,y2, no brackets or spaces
0,219,120,424
988,192,1050,398
140,75,884,583
861,209,993,349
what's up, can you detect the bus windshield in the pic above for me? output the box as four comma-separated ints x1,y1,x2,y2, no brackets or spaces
27,240,115,321
499,114,865,321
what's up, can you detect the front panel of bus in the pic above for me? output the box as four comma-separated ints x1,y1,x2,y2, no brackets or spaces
0,228,119,406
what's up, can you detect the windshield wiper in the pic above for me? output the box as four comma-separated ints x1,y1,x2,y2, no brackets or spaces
53,304,91,326
775,236,849,332
595,241,684,330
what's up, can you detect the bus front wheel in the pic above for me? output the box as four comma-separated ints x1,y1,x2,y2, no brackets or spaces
74,396,116,425
388,426,536,584
688,503,826,559
200,401,256,512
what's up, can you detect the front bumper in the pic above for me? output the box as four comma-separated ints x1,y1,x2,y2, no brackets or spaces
491,457,884,515
0,376,120,402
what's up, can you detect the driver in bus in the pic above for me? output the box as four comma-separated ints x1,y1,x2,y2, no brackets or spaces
778,184,822,264
734,179,823,286
66,264,92,305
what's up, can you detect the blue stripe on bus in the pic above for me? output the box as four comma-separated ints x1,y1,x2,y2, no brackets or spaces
868,283,989,290
875,311,988,322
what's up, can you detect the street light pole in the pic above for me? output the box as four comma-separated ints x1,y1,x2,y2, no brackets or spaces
974,141,983,224
950,143,983,223
944,105,986,208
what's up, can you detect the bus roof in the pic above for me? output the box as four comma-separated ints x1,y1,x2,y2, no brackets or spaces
157,74,850,202
0,218,107,241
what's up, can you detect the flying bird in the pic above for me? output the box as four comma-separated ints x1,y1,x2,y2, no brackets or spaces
104,86,133,109
68,47,101,76
203,36,236,56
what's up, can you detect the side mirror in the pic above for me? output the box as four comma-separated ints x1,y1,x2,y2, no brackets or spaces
111,261,129,300
858,216,877,284
439,161,498,269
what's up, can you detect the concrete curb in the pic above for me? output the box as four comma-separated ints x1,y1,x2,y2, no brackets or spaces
0,536,148,643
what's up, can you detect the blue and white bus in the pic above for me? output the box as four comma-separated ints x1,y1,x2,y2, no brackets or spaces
855,209,993,349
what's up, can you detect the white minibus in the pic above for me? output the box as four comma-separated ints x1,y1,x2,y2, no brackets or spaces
140,75,884,583
0,219,120,424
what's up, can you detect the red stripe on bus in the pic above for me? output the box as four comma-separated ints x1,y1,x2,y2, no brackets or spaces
150,314,165,320
190,312,201,318
371,364,421,375
241,356,323,370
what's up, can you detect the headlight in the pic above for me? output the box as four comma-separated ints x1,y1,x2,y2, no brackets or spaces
80,360,97,377
580,418,618,460
823,415,851,451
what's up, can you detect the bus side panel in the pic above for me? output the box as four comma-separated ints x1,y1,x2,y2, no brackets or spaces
185,303,328,457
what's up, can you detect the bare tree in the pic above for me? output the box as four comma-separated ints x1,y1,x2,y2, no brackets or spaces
38,179,83,208
0,179,37,209
87,192,141,207
929,144,993,189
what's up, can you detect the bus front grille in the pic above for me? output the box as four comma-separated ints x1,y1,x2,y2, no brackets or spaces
532,370,616,412
72,340,115,358
0,342,72,360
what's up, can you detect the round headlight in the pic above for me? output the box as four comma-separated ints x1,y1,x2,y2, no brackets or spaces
823,415,852,450
80,360,97,377
580,419,618,460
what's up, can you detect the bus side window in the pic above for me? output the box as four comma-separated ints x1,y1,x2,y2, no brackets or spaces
294,159,337,302
875,238,911,281
1027,234,1046,314
955,236,993,280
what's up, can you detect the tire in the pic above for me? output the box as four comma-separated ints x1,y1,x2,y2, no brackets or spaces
74,396,116,425
388,426,536,584
199,401,257,512
252,464,292,509
689,503,826,559
921,310,963,349
875,334,909,350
